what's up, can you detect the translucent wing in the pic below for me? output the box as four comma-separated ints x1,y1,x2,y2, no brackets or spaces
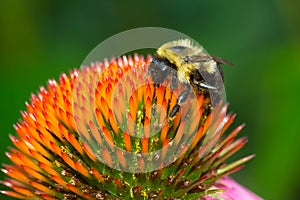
211,55,234,66
190,54,234,66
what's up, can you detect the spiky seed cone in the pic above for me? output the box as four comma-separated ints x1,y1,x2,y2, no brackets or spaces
1,55,260,199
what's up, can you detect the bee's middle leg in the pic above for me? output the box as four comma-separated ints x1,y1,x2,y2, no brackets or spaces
169,84,191,119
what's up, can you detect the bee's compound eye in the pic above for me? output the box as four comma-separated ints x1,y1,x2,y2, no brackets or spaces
184,56,189,63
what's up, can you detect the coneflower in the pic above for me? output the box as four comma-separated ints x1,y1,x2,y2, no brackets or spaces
1,54,261,199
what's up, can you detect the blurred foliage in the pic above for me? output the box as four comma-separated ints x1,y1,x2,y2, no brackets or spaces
0,0,299,199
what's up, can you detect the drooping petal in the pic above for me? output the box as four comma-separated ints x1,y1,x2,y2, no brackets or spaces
203,176,263,200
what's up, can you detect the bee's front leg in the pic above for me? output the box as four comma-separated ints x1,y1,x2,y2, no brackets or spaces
170,70,179,90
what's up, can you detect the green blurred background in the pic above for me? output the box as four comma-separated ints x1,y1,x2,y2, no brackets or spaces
0,0,299,199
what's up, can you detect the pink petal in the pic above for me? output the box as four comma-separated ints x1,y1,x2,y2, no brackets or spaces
203,176,263,200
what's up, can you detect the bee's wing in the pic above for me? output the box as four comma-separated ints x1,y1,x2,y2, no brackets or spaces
189,54,211,62
190,54,234,66
211,55,234,66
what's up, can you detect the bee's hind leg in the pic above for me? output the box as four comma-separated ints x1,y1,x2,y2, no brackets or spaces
169,83,191,119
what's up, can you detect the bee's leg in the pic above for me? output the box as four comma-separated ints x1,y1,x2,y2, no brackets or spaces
169,104,181,119
170,70,179,90
169,84,191,119
199,82,216,90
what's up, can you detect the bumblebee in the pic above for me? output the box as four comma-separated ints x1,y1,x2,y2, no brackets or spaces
147,39,233,119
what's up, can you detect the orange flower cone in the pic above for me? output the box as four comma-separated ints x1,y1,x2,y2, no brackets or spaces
1,55,261,199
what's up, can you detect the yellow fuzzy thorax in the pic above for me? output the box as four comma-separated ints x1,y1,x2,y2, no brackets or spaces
157,48,196,83
156,39,217,83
